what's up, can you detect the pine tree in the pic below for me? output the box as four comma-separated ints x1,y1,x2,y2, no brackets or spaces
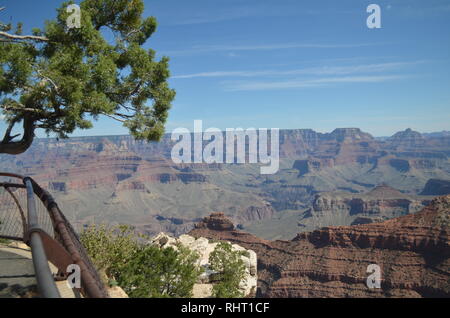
0,0,175,154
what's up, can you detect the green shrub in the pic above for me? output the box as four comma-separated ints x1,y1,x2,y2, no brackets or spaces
79,224,139,283
119,243,202,298
0,238,10,244
209,242,247,298
80,225,202,298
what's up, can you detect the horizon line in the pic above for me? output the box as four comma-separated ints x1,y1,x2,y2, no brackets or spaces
32,127,450,141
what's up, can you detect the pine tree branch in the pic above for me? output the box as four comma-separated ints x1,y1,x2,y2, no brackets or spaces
0,31,48,42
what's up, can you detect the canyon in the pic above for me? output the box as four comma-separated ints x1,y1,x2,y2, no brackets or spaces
0,127,449,239
189,196,450,297
1,126,449,298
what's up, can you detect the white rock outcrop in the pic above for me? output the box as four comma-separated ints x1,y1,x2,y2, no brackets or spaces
150,233,257,297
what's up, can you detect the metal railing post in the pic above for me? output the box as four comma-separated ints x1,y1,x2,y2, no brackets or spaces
24,177,61,298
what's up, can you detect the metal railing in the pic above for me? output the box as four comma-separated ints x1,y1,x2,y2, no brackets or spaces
24,177,61,298
0,172,109,298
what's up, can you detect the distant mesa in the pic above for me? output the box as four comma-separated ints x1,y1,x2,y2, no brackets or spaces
391,128,423,138
195,212,235,231
328,128,374,142
388,128,425,146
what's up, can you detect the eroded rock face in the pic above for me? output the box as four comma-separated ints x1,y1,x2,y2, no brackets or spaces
149,233,257,297
302,185,431,229
195,212,235,231
239,205,276,223
189,197,450,298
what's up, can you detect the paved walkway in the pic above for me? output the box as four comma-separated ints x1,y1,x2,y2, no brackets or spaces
0,247,37,297
0,244,77,298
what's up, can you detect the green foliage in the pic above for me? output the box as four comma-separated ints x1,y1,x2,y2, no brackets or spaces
0,0,175,154
80,225,202,298
0,238,10,244
79,224,140,283
209,242,247,298
119,243,203,298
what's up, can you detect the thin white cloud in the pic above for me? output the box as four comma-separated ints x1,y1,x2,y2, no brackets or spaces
163,42,384,56
225,75,408,91
173,61,423,79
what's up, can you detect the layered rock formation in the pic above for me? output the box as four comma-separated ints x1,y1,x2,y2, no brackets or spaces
239,204,276,223
150,232,257,297
195,212,235,231
388,128,426,147
190,196,450,298
1,127,449,239
300,185,431,230
286,128,449,181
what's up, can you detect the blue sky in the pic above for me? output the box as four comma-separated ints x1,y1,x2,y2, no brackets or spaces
1,0,450,137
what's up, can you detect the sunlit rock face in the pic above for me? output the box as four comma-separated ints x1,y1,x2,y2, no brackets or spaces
189,201,450,298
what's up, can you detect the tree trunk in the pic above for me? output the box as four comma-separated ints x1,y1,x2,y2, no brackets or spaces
0,116,35,155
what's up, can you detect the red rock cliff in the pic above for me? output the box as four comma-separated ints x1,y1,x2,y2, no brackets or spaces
189,196,450,297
